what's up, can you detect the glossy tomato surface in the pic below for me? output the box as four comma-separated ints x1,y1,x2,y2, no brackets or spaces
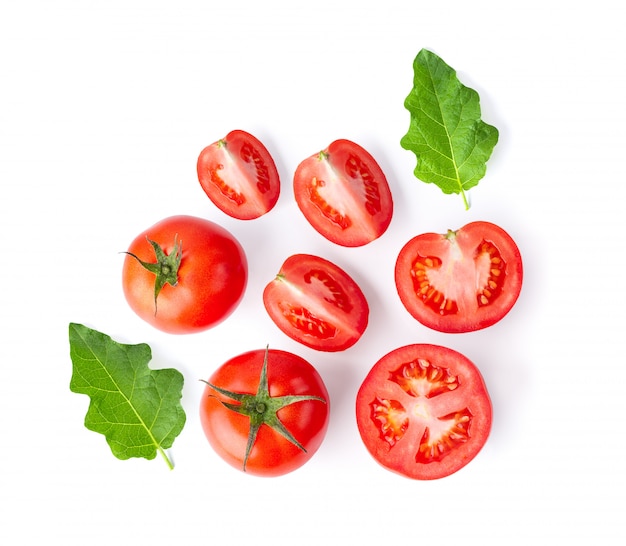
293,139,393,247
356,344,492,480
197,130,280,220
263,254,369,352
122,215,247,334
200,348,330,477
395,221,523,333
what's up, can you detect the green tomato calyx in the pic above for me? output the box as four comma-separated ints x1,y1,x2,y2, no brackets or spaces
201,346,326,472
124,236,182,315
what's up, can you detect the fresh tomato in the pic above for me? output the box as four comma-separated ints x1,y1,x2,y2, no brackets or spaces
122,215,247,334
263,254,369,352
200,347,330,477
356,344,492,480
197,130,280,220
395,221,523,333
293,139,393,247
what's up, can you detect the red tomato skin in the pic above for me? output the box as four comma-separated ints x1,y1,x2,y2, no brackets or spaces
293,139,393,247
122,215,247,334
356,344,492,480
395,221,523,333
263,254,370,352
199,349,330,477
197,130,280,220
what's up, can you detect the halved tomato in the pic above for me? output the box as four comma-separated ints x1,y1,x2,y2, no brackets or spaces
197,130,280,220
356,344,492,480
395,221,523,333
263,254,369,352
293,139,393,247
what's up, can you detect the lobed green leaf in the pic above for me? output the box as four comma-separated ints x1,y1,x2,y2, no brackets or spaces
69,323,186,469
400,49,499,209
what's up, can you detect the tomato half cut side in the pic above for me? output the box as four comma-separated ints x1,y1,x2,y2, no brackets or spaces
200,347,330,477
197,130,280,220
263,254,369,352
395,221,523,333
293,139,393,247
356,344,492,480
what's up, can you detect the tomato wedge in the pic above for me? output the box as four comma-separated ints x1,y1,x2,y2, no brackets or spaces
293,139,393,247
356,344,492,480
197,130,280,220
395,221,523,333
263,254,369,352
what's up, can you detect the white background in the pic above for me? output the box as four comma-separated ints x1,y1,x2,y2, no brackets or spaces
2,1,624,543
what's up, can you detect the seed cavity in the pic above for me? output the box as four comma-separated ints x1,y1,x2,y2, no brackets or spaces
410,255,458,316
476,240,506,307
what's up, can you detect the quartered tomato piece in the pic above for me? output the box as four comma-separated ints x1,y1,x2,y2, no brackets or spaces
293,139,393,247
395,221,523,333
356,344,492,480
263,254,369,352
197,130,280,220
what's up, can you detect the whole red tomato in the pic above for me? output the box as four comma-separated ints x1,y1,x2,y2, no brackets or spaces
395,221,523,333
293,139,393,247
122,215,248,334
200,347,330,477
263,253,369,352
197,130,281,220
356,344,492,480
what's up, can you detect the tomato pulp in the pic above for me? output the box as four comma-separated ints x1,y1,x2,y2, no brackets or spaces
293,139,393,247
197,130,280,220
122,215,248,334
395,221,523,333
200,348,330,477
356,344,492,480
263,254,369,352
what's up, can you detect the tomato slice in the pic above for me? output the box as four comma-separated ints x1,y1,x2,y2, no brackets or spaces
395,221,523,333
263,254,369,352
197,130,280,220
293,139,393,247
356,344,492,480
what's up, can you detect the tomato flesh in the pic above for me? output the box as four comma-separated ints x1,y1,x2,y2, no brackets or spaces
356,344,492,480
263,254,369,352
197,130,280,220
122,215,247,334
395,221,523,333
293,139,393,247
199,348,330,477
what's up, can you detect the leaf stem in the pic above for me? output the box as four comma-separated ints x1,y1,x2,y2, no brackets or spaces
461,189,470,210
158,446,175,470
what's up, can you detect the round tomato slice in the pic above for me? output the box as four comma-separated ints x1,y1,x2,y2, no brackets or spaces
356,344,492,480
293,139,393,247
395,221,523,333
197,130,280,220
200,347,330,477
122,215,248,334
263,254,369,352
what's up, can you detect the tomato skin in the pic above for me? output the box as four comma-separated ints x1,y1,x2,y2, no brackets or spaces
263,254,370,352
199,349,330,477
395,221,523,333
293,139,393,247
197,130,280,220
122,215,247,334
356,344,492,480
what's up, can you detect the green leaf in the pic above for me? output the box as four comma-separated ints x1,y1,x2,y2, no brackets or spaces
69,323,186,470
400,49,499,209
